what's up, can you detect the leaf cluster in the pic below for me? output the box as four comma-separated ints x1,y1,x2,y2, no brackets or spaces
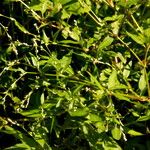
0,0,150,149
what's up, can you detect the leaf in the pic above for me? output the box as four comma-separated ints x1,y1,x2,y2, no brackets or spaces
124,127,143,136
139,69,147,92
95,122,106,132
62,26,70,39
69,30,80,41
123,61,132,78
111,15,124,35
59,40,79,44
108,70,127,90
144,28,150,44
113,93,130,101
0,117,8,129
69,27,81,41
29,0,52,15
20,109,42,117
137,115,150,122
40,92,44,105
87,113,103,122
5,143,31,149
54,0,72,5
118,0,139,7
103,136,122,150
4,125,43,149
13,19,32,35
111,126,122,140
98,36,114,51
126,31,145,46
88,72,103,90
127,130,143,136
65,1,87,15
61,9,70,19
29,53,39,68
69,107,89,117
42,30,50,45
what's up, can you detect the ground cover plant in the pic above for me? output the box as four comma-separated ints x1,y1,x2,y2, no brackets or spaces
0,0,150,149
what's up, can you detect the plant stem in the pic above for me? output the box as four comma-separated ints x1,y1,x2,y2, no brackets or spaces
18,0,42,21
130,14,143,33
117,36,144,66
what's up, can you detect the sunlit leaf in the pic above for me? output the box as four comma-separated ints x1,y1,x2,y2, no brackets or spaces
137,115,150,122
111,126,122,140
20,109,42,117
11,19,33,35
87,113,102,122
126,31,145,46
4,125,43,149
40,92,44,105
124,127,143,136
103,136,122,150
61,9,70,19
98,36,114,51
42,30,50,45
29,53,39,68
144,28,150,44
123,61,132,78
29,0,52,15
108,70,127,90
69,107,89,117
88,72,103,90
113,93,130,101
139,69,147,92
111,15,124,35
118,0,140,7
69,30,80,41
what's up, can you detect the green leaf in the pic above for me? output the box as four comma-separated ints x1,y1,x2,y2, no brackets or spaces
111,15,124,35
69,31,80,41
29,0,52,15
69,107,89,117
123,61,132,78
54,0,72,5
29,53,39,68
126,31,145,46
108,70,120,89
103,136,122,150
61,9,70,19
42,30,50,45
111,126,122,140
0,117,8,129
124,127,143,136
108,70,127,90
144,28,150,44
118,0,139,7
137,115,150,122
5,143,31,150
95,122,106,132
112,93,130,101
139,69,147,92
20,109,42,118
88,72,103,90
40,93,44,105
4,125,43,149
127,130,143,136
98,36,114,51
12,19,32,35
87,113,102,122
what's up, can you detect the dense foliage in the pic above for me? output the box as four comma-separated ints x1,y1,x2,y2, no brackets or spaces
0,0,150,149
